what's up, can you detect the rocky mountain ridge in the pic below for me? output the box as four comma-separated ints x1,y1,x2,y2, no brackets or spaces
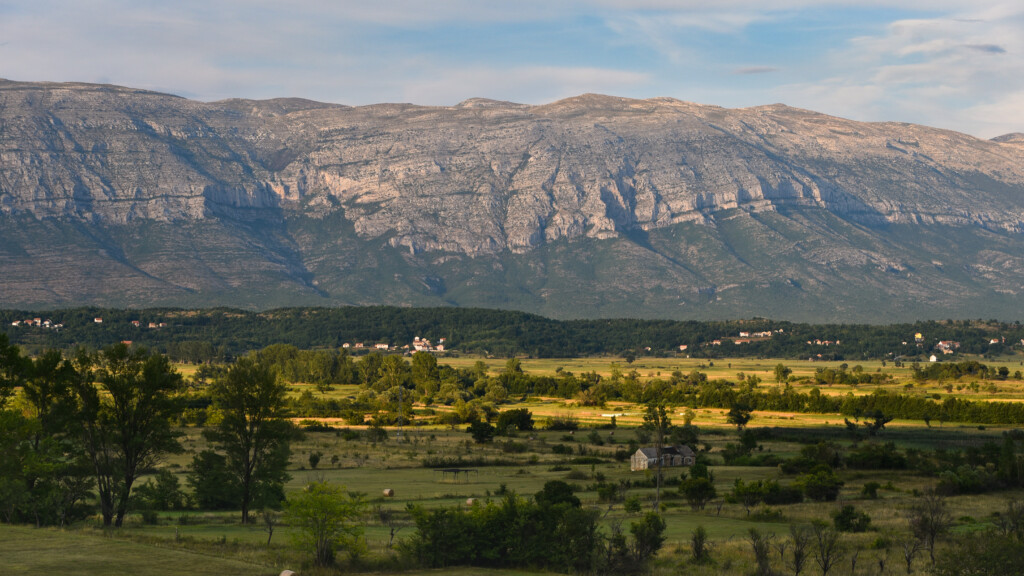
2,79,1024,321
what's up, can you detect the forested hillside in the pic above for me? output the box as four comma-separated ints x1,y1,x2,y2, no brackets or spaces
2,306,1022,360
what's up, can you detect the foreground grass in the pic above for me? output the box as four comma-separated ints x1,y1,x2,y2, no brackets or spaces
0,524,556,576
0,524,276,576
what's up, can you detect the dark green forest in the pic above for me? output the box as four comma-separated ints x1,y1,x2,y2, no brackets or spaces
2,306,1023,361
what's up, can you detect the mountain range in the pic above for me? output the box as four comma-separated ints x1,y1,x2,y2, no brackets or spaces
2,78,1024,322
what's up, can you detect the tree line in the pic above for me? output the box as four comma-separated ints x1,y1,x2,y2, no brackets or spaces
242,349,1024,427
4,306,1024,360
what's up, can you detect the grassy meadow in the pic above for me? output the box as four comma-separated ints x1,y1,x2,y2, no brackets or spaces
6,353,1024,575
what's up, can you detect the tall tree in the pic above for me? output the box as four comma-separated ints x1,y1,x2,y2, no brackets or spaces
642,401,673,509
0,333,26,405
17,350,94,526
202,357,294,523
73,344,184,527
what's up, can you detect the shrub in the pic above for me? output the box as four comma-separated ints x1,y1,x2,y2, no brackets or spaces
496,408,534,433
861,482,881,499
285,481,366,566
547,415,579,431
832,504,871,532
796,466,844,502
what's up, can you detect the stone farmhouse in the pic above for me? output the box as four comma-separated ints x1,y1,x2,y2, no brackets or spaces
630,445,696,471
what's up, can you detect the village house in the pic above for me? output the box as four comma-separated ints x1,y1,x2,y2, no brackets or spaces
678,344,688,351
935,341,960,354
631,445,696,471
375,343,390,350
93,317,103,323
738,331,750,338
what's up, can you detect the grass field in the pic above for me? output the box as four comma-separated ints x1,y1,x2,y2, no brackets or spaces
9,354,1024,575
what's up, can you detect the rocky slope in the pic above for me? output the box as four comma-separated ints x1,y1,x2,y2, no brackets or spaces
2,79,1024,321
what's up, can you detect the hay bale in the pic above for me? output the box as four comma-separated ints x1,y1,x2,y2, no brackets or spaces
383,488,395,497
466,498,476,506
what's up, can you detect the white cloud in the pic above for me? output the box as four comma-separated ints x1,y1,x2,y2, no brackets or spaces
766,4,1024,137
400,65,651,105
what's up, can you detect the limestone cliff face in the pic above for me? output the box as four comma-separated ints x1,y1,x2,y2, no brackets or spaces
4,81,1023,251
3,79,1024,320
264,95,1024,256
0,80,278,223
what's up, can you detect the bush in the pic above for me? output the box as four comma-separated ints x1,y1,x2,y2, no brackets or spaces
832,504,871,532
547,415,579,431
496,408,534,433
134,470,187,511
467,421,496,443
796,466,844,502
861,482,881,499
286,481,366,566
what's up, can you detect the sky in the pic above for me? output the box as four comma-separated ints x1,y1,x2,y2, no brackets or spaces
1,1,1022,138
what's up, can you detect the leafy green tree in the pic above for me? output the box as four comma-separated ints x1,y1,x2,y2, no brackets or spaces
411,352,440,395
496,408,534,434
73,344,184,527
774,363,792,383
467,421,496,443
6,349,94,526
285,481,366,566
535,480,581,508
726,398,753,430
133,470,185,511
0,333,26,405
629,512,666,562
188,451,238,509
680,476,716,511
832,504,871,532
203,357,294,524
731,478,766,515
796,466,844,502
